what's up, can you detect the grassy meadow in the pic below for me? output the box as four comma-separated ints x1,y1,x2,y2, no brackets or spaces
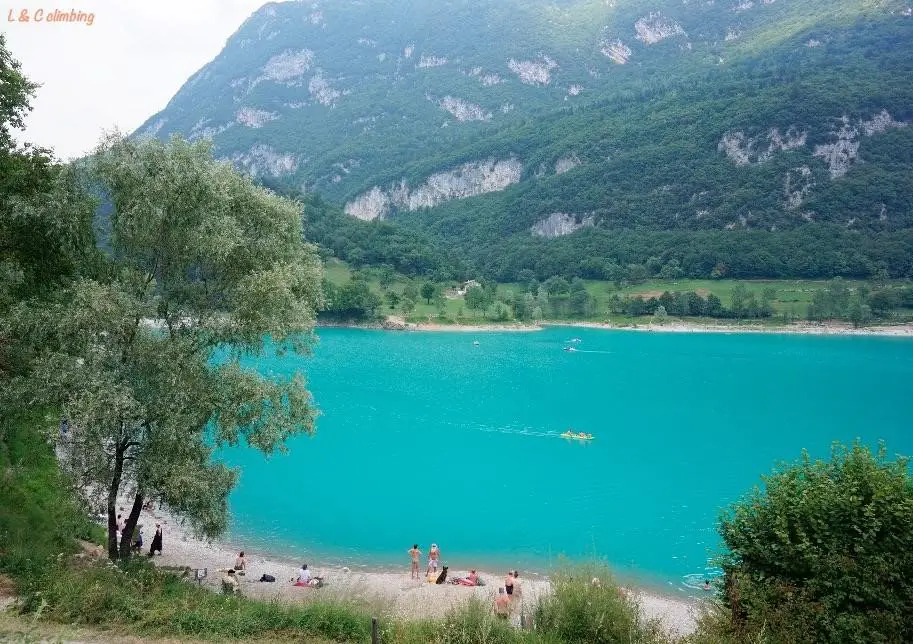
322,259,883,325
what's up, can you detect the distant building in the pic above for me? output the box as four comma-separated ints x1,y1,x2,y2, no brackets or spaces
458,280,481,296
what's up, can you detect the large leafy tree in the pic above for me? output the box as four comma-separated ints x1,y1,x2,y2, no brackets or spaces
717,442,913,643
27,134,323,560
1,35,95,391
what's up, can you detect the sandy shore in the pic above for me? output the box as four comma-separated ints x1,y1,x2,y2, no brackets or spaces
345,316,913,336
131,507,699,637
546,320,913,336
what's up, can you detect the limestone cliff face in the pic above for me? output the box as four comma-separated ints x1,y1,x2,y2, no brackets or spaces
227,145,300,178
236,107,279,128
344,158,523,221
431,95,493,122
634,13,685,44
718,127,807,165
531,213,595,238
601,39,632,64
814,111,906,178
508,56,558,86
784,166,814,210
555,155,582,175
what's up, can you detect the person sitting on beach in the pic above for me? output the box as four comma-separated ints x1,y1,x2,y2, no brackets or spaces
408,544,421,580
703,579,711,591
494,588,511,618
454,569,479,586
234,551,246,572
294,563,311,586
427,543,440,575
222,569,240,595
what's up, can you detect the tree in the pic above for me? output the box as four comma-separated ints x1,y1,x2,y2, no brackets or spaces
544,275,570,296
420,281,436,304
401,297,415,315
706,292,724,317
653,305,668,325
626,264,648,284
386,290,400,310
730,283,749,318
402,281,419,302
464,285,489,311
659,259,683,280
718,443,913,642
568,278,590,317
848,299,872,328
27,135,323,560
758,286,777,317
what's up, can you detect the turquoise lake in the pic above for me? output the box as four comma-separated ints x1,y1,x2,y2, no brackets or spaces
220,327,913,595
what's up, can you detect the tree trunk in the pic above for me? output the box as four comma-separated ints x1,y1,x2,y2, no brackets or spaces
118,492,144,559
106,442,124,560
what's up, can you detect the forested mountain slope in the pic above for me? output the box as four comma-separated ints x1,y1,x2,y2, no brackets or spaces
137,0,913,280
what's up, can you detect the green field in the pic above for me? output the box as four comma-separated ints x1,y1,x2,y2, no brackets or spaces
320,260,896,325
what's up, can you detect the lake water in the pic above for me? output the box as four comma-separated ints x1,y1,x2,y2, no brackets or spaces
219,327,913,595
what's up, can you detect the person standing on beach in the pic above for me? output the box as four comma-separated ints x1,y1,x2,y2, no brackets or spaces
511,570,522,601
427,543,440,575
148,523,163,556
408,544,422,579
504,570,515,597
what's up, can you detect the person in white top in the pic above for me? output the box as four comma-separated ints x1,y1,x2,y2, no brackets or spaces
296,564,311,585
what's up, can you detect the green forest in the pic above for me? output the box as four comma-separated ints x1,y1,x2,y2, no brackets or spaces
142,0,913,283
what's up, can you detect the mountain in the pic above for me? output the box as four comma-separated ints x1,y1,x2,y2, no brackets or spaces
136,0,913,280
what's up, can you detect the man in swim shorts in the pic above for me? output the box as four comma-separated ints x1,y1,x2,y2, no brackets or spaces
408,544,421,579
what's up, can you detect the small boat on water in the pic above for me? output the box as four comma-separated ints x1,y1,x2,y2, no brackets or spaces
563,346,578,352
570,338,582,343
473,341,480,346
561,431,594,441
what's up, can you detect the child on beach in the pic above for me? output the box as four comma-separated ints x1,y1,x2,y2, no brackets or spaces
408,544,421,579
427,543,440,575
494,588,511,618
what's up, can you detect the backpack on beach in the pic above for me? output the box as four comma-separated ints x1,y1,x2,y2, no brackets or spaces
259,574,276,582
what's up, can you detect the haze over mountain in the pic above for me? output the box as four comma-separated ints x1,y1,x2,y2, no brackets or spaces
136,0,913,280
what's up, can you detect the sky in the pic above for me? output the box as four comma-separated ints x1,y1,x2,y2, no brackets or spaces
3,0,268,160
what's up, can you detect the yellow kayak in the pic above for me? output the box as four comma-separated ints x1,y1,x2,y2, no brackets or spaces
561,431,594,441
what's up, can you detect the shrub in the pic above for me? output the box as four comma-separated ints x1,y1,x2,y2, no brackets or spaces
534,565,667,644
715,442,913,643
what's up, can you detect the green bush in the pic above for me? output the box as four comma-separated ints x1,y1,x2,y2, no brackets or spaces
0,412,102,583
714,442,913,644
534,565,667,644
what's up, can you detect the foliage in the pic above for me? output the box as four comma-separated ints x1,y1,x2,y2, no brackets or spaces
716,442,913,643
13,134,324,560
534,564,668,644
0,412,102,582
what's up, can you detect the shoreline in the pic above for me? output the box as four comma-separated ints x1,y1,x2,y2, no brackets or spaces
132,507,700,637
317,317,913,337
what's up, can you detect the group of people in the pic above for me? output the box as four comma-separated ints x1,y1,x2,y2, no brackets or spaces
114,509,162,556
494,571,523,618
408,543,523,617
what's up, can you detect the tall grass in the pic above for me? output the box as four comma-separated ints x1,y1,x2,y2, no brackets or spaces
534,565,670,644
